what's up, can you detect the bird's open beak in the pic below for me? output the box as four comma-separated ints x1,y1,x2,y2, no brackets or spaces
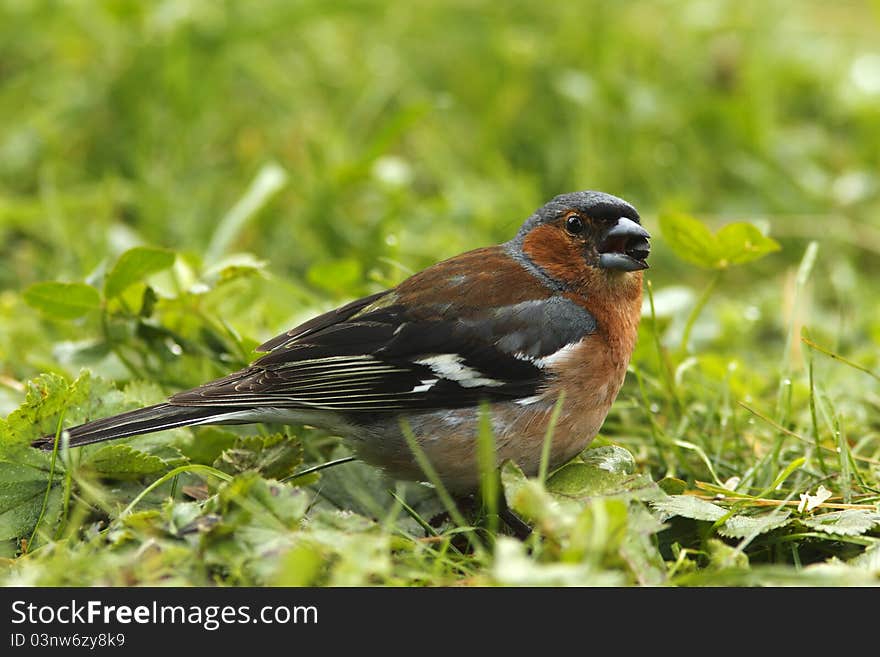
598,217,650,271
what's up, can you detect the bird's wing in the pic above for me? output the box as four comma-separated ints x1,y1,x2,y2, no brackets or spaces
170,296,597,413
254,290,389,352
171,251,597,414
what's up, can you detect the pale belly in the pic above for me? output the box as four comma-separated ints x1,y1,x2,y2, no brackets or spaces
349,360,628,493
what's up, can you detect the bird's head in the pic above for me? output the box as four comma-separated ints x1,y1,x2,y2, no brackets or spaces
510,190,650,291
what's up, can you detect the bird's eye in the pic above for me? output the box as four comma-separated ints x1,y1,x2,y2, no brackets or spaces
565,215,584,235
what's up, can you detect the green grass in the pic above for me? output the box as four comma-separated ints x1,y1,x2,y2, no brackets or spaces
1,0,879,586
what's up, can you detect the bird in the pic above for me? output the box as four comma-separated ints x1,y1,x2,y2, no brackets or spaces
34,190,650,494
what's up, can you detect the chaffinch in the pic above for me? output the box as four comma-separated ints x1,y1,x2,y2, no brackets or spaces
34,191,650,493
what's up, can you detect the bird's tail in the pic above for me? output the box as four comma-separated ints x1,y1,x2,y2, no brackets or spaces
31,403,225,450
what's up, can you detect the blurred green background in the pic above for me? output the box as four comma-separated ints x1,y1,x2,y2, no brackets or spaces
1,0,880,585
2,2,878,269
4,0,880,400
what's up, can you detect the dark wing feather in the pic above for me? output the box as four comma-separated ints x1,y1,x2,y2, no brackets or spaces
171,293,596,414
255,290,389,352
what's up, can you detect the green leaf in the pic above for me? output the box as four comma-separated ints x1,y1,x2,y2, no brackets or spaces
580,445,636,474
800,509,880,536
295,510,392,586
179,427,239,466
3,372,144,450
567,497,630,555
546,463,625,496
217,473,310,527
22,282,101,319
659,212,780,270
214,433,303,480
0,461,61,542
651,495,728,522
849,544,880,572
274,543,324,586
706,538,749,570
169,471,312,584
714,222,781,266
209,472,310,553
81,444,169,480
546,461,658,500
620,505,669,586
201,253,268,287
659,212,720,268
492,536,626,586
657,477,688,495
718,511,792,538
104,247,176,299
2,373,73,446
500,460,528,500
501,461,576,531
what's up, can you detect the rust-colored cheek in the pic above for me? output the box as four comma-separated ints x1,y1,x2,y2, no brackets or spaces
521,224,591,286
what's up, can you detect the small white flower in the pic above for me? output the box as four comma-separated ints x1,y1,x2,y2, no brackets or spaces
723,476,741,491
715,476,741,499
797,485,832,513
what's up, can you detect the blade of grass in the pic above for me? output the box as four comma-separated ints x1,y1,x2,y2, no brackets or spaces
26,412,66,553
812,380,867,498
205,162,288,263
801,335,880,382
54,423,75,541
280,456,357,483
476,401,499,537
773,533,876,547
632,366,675,477
673,438,724,487
737,401,880,466
776,241,819,426
834,412,853,504
646,279,681,411
730,486,801,558
690,495,877,510
807,354,828,474
755,457,806,499
679,269,722,354
388,489,440,539
694,481,756,499
400,419,485,556
538,391,566,484
117,465,232,521
389,492,468,564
